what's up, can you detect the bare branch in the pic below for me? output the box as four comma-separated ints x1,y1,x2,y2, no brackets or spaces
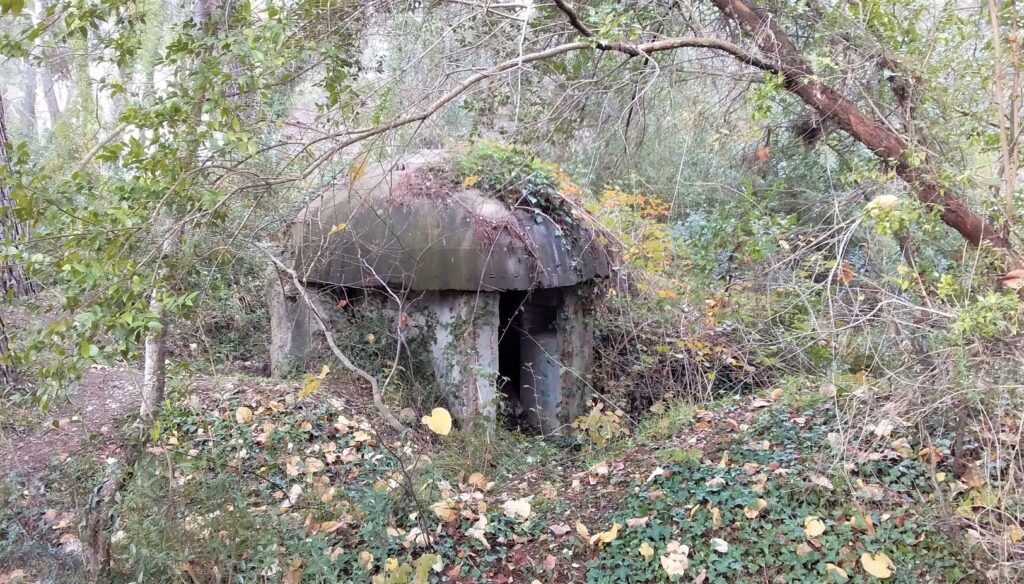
258,245,408,433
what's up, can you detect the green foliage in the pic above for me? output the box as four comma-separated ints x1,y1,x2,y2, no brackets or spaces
586,406,974,583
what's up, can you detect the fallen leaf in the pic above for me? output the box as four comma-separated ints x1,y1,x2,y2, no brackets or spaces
358,550,374,570
743,498,767,519
646,466,665,483
710,537,729,553
543,554,558,570
825,563,849,582
855,480,885,501
890,438,913,458
235,406,253,424
639,542,655,559
549,523,571,536
917,446,942,465
809,474,834,490
710,507,722,527
304,457,325,473
660,541,690,577
769,388,784,401
502,497,532,520
803,516,826,538
576,520,590,539
796,542,813,556
860,552,894,579
873,419,895,437
626,516,650,528
466,472,488,490
421,408,453,436
466,515,489,549
431,499,458,522
589,522,621,547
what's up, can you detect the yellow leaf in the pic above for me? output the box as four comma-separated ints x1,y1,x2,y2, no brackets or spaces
299,365,331,399
743,498,767,519
384,557,399,572
860,552,894,579
639,542,655,559
235,406,253,424
304,457,325,473
710,506,722,527
576,520,591,539
358,550,374,570
299,378,321,398
589,522,621,547
1006,526,1024,543
803,516,826,538
769,388,784,401
421,408,453,436
467,472,488,490
462,175,479,187
825,563,849,582
431,499,458,522
348,154,369,181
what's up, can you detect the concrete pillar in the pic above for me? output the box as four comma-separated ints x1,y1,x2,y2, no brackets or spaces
519,288,592,435
267,276,333,375
427,291,500,431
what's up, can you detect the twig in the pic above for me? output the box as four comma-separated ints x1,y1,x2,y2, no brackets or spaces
256,245,407,432
74,122,128,175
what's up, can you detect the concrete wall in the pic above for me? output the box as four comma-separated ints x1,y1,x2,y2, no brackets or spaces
267,276,335,375
267,275,594,436
425,291,500,433
518,288,592,435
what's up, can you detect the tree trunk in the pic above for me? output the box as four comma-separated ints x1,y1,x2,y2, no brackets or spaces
40,68,61,126
1,91,36,387
139,225,182,420
24,66,37,136
709,0,1014,256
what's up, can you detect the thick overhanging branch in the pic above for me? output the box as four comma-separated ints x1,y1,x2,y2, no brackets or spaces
705,0,1013,255
549,0,1010,255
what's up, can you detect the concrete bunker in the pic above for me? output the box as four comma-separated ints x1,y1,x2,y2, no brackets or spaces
269,150,610,434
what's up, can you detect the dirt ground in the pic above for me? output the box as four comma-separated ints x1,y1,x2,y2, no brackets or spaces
0,366,140,478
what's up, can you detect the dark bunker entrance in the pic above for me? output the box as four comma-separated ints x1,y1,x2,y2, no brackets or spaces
497,290,561,431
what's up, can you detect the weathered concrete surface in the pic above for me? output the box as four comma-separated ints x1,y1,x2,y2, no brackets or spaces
426,291,500,431
286,152,610,291
518,289,592,434
267,277,335,375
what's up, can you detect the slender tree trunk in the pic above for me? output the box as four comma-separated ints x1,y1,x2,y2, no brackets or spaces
1,92,36,387
40,68,60,126
139,225,182,420
37,0,62,127
709,0,1014,256
24,66,37,136
0,93,34,297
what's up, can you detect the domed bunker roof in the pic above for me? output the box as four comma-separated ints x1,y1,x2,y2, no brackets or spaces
285,150,611,291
